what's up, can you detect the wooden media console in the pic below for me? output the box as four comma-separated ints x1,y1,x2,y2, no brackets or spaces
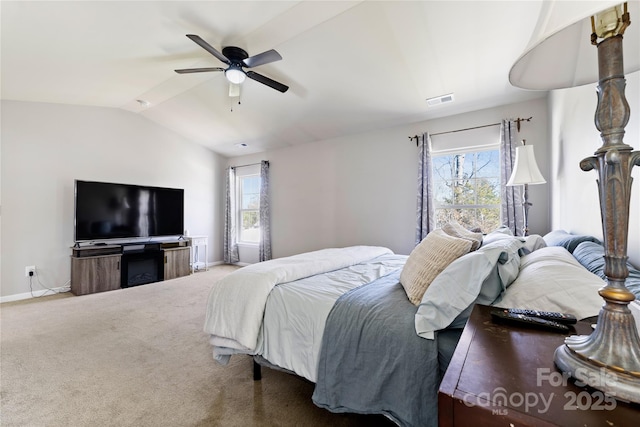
70,240,191,296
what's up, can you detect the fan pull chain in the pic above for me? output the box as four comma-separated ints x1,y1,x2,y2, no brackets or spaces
229,82,242,112
230,95,242,112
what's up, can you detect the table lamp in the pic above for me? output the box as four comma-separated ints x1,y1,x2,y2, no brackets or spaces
510,1,640,403
506,140,546,236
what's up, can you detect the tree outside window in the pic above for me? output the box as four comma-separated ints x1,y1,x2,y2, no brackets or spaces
432,149,500,233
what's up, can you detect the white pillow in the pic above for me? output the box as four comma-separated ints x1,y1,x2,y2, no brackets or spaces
494,246,605,320
400,229,472,305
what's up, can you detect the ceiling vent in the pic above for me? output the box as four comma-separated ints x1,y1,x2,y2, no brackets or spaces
426,93,455,107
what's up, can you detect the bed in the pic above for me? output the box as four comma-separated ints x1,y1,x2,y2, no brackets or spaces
203,225,616,427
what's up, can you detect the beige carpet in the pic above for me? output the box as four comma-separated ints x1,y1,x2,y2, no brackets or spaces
0,266,394,427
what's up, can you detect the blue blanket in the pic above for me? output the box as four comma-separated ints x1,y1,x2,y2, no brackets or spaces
312,271,447,427
573,241,640,299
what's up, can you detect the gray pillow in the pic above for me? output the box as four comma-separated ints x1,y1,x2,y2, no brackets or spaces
442,220,483,251
543,230,601,253
573,241,640,300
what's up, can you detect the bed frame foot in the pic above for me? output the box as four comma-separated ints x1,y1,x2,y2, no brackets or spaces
253,360,262,381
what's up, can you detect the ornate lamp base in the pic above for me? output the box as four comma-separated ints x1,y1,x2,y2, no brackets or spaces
554,301,640,403
553,30,640,405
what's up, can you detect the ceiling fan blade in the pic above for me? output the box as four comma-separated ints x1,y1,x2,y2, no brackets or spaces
242,49,282,68
186,34,230,65
174,67,225,74
246,71,289,93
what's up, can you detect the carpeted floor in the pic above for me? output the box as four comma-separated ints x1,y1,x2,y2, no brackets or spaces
0,266,394,427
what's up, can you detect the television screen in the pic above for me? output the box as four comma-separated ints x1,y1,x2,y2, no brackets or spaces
74,180,184,242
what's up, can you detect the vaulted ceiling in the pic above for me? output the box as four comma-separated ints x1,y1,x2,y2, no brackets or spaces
1,1,549,157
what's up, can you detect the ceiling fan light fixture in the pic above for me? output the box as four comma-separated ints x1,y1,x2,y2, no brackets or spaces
176,35,288,93
225,66,246,84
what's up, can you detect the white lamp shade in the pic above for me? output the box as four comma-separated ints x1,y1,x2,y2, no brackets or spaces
510,1,639,90
507,145,547,186
225,67,246,84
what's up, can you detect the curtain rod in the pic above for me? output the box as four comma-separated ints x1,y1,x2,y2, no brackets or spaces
230,161,268,169
408,116,532,146
430,122,500,137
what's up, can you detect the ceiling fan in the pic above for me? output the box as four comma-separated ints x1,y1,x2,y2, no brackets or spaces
175,34,289,93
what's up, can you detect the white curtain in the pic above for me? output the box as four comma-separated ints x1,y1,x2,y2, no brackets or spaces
415,132,435,245
500,119,525,236
223,167,239,264
259,161,272,261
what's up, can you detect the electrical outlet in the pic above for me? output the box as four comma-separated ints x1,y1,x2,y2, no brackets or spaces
25,265,36,277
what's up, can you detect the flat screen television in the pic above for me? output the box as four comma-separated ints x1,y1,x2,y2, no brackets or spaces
74,180,184,242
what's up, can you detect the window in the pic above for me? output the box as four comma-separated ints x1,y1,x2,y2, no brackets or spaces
238,175,261,243
432,148,500,233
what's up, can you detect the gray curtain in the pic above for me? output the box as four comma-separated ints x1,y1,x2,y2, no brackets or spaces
259,161,272,261
500,119,525,236
415,132,435,245
223,167,239,264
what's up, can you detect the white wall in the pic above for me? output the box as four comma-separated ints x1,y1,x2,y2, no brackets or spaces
230,97,550,262
549,71,640,266
1,100,226,299
1,96,554,297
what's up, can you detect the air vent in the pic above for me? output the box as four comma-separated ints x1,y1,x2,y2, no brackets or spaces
426,93,455,107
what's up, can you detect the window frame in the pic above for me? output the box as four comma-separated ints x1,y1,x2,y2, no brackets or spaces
236,172,261,245
431,144,501,232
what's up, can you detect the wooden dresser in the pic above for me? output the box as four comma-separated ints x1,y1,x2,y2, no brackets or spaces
439,304,640,426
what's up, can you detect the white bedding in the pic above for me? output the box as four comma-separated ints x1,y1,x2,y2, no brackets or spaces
203,245,393,360
259,254,407,382
494,246,606,319
204,238,608,387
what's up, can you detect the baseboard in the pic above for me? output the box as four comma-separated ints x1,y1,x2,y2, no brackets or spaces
3,262,227,302
192,261,225,273
1,287,71,303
